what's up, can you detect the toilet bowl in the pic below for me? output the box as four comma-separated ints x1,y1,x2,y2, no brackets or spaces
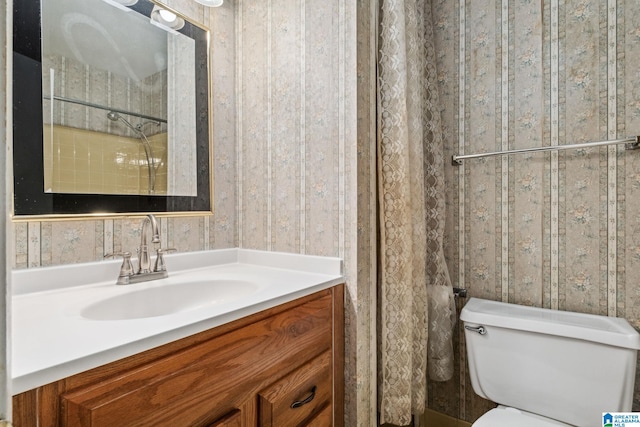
461,298,640,427
471,406,572,426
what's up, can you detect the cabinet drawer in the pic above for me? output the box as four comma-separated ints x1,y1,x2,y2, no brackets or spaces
259,351,332,427
305,403,332,426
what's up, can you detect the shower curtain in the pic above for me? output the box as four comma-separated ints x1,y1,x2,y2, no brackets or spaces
377,0,456,424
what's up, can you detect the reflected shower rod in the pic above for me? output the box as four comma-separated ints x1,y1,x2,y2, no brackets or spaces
43,95,167,124
452,135,640,165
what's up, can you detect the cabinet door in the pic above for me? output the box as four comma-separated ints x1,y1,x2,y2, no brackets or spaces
208,409,242,427
259,351,332,427
60,295,332,427
304,404,332,426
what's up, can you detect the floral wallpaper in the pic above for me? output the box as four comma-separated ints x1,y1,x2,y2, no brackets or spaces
433,0,640,422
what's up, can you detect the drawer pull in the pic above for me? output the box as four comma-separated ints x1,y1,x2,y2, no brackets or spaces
290,386,317,409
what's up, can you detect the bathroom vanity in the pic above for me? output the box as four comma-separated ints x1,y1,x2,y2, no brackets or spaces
11,249,344,426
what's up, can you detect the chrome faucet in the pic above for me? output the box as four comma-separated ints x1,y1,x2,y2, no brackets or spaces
138,214,161,274
105,214,175,285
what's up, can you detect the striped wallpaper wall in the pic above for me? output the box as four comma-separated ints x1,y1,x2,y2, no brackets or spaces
15,0,639,424
10,1,377,425
434,0,640,422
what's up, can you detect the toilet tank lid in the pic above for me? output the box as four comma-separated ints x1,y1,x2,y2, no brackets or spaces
460,298,640,350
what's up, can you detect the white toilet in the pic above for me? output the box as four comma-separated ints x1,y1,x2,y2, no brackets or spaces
461,297,640,427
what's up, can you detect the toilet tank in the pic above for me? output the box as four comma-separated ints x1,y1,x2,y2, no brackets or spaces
461,298,640,427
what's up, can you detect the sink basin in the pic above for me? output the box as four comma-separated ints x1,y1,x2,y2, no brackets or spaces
81,280,260,321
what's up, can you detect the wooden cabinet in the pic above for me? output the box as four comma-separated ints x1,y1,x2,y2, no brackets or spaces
209,410,242,427
258,351,332,427
13,285,344,427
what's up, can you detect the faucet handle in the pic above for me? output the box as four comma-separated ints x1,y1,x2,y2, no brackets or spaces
154,248,177,272
105,252,134,285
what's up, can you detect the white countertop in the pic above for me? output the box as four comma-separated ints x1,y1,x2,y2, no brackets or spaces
12,249,343,395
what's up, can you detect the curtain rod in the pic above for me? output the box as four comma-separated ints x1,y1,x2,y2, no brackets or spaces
452,136,640,165
43,95,168,124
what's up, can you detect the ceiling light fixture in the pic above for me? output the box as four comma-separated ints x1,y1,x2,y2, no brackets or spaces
158,9,177,23
150,5,185,30
193,0,224,7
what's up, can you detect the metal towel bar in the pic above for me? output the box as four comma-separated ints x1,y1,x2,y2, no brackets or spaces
452,136,640,165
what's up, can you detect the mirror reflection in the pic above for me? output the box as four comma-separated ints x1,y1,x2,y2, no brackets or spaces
41,0,196,196
12,0,211,217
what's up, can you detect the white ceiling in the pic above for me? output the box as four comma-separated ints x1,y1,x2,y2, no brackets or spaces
42,0,168,80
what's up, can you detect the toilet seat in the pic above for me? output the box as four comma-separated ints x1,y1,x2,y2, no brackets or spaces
472,406,573,427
